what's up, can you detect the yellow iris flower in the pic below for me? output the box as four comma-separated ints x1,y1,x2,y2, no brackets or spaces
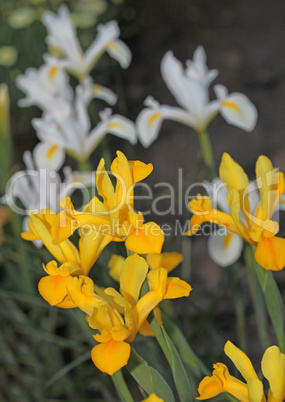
52,151,164,254
186,153,285,271
66,254,191,375
198,340,285,402
108,252,184,336
22,209,111,307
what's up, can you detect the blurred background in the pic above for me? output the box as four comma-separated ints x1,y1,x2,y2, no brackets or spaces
1,0,285,400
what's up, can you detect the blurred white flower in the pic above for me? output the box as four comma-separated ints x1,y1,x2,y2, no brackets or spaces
79,76,117,105
6,151,93,247
16,54,72,118
137,47,257,148
32,88,136,163
42,5,131,78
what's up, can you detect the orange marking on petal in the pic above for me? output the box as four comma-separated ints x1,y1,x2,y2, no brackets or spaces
222,100,240,112
49,65,59,80
107,42,117,50
108,122,122,129
223,232,233,249
92,85,102,94
148,112,161,126
47,145,58,160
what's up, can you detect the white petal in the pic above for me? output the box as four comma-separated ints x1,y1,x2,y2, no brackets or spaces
33,142,65,171
107,115,137,144
280,194,285,211
214,84,228,100
207,231,243,267
136,107,164,148
80,77,117,105
105,39,132,69
84,20,119,72
215,85,258,132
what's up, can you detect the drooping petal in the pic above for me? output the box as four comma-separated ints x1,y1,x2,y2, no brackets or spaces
106,39,132,69
107,115,137,144
164,277,191,299
38,260,78,308
186,196,239,237
67,276,103,315
255,235,285,271
38,274,76,308
261,345,285,402
147,252,183,272
91,340,131,375
197,363,250,401
125,221,164,254
128,160,153,183
207,231,243,267
136,105,164,148
215,85,257,132
33,142,65,171
119,254,148,308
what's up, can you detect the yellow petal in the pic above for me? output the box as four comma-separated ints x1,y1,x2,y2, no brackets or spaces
129,160,153,183
164,277,192,299
261,345,285,402
186,196,239,237
147,252,183,272
91,340,131,375
125,222,164,254
28,212,80,264
247,379,266,402
256,155,275,221
255,236,285,271
111,151,133,209
108,254,125,281
219,152,249,191
227,189,251,242
67,276,102,315
119,254,148,308
51,209,77,245
197,363,249,402
130,289,162,342
96,158,115,211
38,274,75,308
224,341,259,382
79,229,112,275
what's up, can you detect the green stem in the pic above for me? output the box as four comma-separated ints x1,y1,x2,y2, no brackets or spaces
251,247,285,352
245,247,270,350
198,130,216,180
112,369,134,402
78,159,92,172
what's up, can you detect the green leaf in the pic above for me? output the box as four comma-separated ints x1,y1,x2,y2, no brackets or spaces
162,314,209,377
161,326,193,402
127,348,175,402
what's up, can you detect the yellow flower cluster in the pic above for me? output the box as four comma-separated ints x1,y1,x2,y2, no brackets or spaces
186,152,285,271
22,151,191,375
198,341,285,402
